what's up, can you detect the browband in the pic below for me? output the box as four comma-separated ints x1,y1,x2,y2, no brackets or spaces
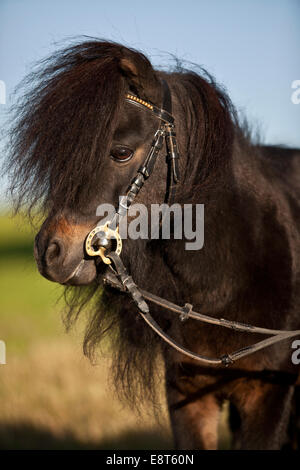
125,79,174,124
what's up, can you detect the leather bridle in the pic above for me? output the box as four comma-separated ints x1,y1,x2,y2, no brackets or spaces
85,80,300,367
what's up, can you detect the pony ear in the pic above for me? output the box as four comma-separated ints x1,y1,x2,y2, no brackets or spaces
119,50,161,105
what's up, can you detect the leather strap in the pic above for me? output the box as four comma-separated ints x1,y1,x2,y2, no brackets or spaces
160,80,180,204
125,79,180,195
103,261,300,367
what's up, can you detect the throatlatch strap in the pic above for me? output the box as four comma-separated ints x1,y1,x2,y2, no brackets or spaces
161,79,172,115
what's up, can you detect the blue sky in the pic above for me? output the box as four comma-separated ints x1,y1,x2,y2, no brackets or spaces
0,0,299,198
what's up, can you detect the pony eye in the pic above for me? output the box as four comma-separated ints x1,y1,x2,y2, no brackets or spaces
110,146,133,162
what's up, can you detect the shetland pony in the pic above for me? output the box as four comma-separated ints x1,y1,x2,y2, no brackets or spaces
6,40,300,449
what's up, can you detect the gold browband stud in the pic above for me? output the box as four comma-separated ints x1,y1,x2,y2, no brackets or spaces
126,94,154,110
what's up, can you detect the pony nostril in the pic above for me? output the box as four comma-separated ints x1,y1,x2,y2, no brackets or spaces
45,240,64,265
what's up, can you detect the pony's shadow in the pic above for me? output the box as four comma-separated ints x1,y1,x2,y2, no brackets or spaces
0,422,173,450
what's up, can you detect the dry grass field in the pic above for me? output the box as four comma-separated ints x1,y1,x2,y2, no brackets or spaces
0,211,230,449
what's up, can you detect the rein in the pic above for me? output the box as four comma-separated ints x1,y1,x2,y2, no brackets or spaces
85,80,300,367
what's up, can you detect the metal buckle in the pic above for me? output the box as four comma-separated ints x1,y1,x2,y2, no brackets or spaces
180,303,193,322
85,222,122,265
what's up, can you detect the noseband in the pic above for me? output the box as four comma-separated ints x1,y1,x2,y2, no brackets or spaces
85,80,300,367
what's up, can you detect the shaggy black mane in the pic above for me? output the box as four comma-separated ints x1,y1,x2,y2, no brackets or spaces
5,40,134,213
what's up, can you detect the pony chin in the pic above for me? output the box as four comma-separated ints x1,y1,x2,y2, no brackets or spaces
37,257,98,286
62,259,98,286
